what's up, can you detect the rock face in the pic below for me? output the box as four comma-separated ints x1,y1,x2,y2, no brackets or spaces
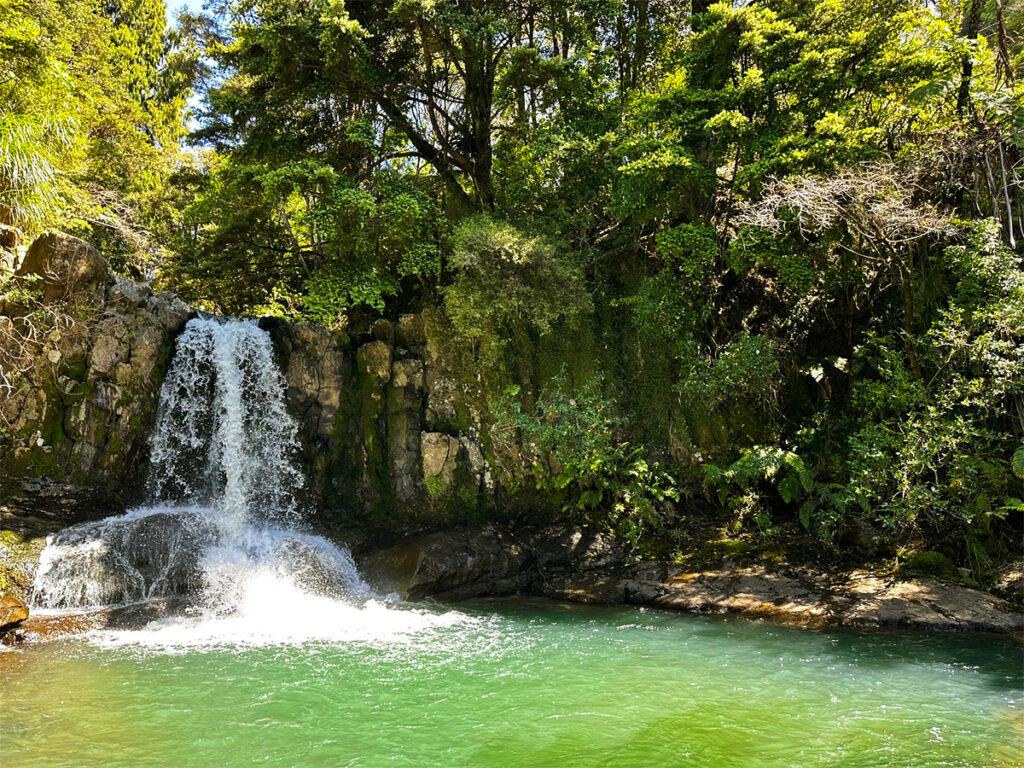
31,511,210,609
1,233,193,532
3,233,500,541
0,593,29,630
259,310,494,534
359,527,1024,634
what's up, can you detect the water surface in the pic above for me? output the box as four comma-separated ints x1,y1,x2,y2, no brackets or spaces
2,599,1021,768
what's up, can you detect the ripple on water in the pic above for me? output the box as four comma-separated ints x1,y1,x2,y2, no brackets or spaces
4,606,1022,768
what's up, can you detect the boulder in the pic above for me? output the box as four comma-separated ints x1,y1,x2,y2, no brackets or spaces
31,511,210,609
1,600,181,646
0,593,29,630
15,232,108,303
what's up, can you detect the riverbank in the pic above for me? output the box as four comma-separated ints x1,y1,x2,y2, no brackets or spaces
5,525,1019,646
357,527,1024,635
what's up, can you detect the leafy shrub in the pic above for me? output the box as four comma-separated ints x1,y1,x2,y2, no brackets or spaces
495,370,678,552
443,216,591,362
679,334,780,411
702,445,851,538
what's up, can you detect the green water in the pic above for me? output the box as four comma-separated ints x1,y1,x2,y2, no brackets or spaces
2,599,1021,767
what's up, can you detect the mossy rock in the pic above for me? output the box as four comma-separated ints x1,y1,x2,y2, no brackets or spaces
900,550,958,579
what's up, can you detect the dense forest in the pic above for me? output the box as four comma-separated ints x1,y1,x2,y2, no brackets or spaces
2,0,1023,581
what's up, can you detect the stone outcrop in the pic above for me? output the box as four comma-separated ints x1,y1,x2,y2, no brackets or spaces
0,593,29,631
1,233,192,532
260,310,495,533
359,527,1024,634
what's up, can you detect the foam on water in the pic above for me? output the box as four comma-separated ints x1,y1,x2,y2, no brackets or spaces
31,316,465,648
90,590,473,653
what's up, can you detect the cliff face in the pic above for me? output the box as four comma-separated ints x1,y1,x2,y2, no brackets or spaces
1,233,506,539
262,311,498,539
1,233,192,531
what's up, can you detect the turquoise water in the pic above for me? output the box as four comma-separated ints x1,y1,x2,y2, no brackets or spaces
2,599,1021,767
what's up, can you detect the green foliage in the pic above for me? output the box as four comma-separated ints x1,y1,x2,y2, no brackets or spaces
496,370,678,551
702,445,851,538
1012,448,1024,482
0,0,188,261
12,0,1021,571
444,216,591,361
839,222,1022,540
680,335,780,412
167,166,442,317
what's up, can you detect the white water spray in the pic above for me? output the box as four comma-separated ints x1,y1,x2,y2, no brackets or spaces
32,317,469,647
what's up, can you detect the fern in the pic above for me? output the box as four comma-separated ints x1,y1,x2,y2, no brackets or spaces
1012,446,1024,480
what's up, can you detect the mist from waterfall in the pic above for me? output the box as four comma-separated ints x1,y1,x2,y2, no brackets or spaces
31,317,468,648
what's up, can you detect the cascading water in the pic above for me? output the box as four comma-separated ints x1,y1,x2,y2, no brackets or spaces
31,317,461,647
145,319,303,532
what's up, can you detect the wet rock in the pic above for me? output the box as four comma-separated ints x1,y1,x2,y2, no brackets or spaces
361,528,525,601
0,528,48,604
0,600,183,646
1,612,101,645
144,291,192,333
0,593,29,630
32,511,210,609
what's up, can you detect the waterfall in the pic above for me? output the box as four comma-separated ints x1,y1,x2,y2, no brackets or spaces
145,319,303,532
31,317,377,633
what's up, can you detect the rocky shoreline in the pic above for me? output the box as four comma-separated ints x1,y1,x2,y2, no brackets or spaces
2,525,1021,646
358,527,1024,636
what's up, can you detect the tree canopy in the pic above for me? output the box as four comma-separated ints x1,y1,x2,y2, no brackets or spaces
3,0,1022,569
